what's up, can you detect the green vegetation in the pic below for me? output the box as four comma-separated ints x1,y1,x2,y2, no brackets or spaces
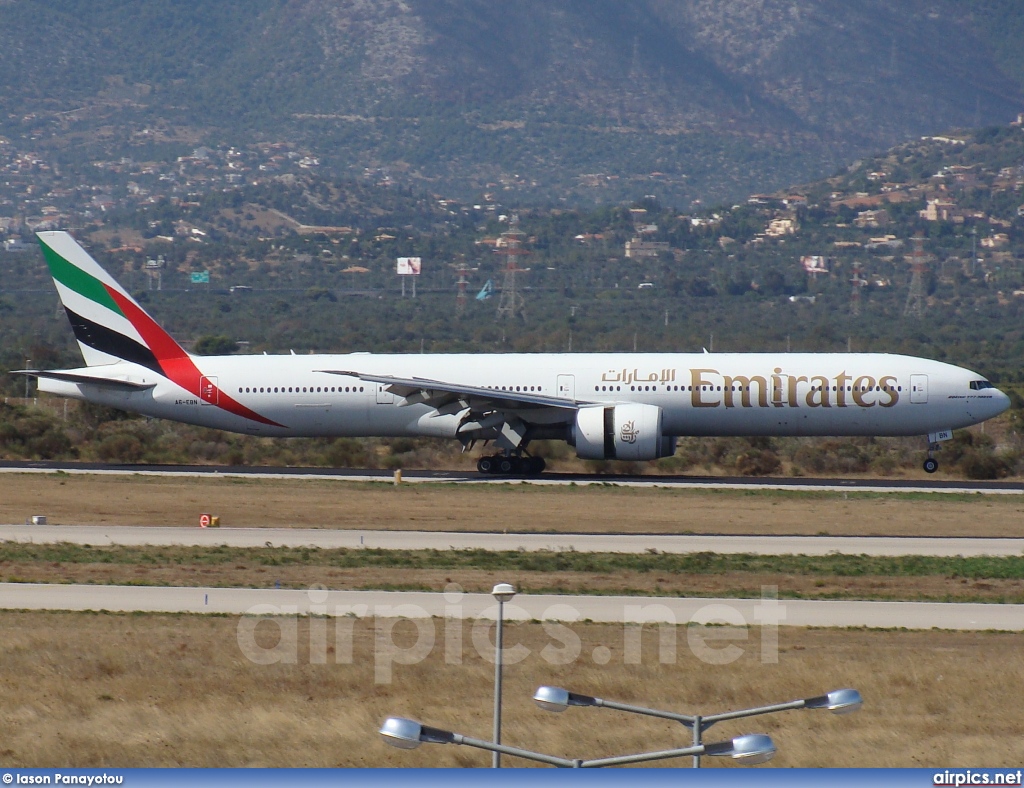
4,543,1023,602
0,399,1017,478
5,542,1024,578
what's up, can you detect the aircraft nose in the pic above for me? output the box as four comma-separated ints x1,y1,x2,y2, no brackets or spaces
992,387,1012,416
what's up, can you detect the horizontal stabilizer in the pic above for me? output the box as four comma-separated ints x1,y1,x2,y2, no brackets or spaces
13,369,157,391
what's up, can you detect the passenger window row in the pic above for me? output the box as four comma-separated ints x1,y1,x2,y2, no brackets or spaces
238,386,366,394
594,384,905,394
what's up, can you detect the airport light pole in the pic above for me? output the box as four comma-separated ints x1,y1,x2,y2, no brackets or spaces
491,582,516,768
533,686,862,768
379,717,776,768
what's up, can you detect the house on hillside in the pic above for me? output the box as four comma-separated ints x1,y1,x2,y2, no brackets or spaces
625,238,670,258
765,217,797,237
855,209,889,228
981,233,1009,249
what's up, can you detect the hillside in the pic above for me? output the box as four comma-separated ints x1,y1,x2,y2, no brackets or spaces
1,121,1023,477
1,122,1022,379
1,0,1023,204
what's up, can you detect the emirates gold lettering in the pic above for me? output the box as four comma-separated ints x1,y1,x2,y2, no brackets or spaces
691,369,720,408
685,368,900,408
806,375,831,408
723,375,768,408
852,375,876,407
771,368,785,408
878,375,898,407
787,375,808,408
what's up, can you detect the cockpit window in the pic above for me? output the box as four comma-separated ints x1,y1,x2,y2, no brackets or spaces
970,380,995,390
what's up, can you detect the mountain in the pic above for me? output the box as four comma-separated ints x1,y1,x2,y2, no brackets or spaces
1,0,1023,204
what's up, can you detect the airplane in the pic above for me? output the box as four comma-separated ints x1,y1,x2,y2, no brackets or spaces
18,230,1011,476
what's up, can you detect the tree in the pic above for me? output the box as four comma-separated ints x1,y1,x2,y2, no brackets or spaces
193,335,239,355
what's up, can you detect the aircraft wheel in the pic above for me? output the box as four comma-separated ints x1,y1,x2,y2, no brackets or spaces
525,456,546,475
477,456,496,474
923,458,939,474
498,457,516,474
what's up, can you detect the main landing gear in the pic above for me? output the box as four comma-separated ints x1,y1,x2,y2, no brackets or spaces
476,453,546,476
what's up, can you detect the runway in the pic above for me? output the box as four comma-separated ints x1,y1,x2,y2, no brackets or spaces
1,459,1022,494
2,523,1023,556
1,582,1021,630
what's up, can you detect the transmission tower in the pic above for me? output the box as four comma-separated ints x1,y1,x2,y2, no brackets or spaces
455,262,469,317
495,214,528,321
850,261,867,316
903,233,929,318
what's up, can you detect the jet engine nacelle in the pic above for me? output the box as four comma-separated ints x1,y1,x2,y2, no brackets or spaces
572,403,676,461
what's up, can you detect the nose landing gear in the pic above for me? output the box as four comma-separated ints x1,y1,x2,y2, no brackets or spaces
922,430,953,474
921,433,942,470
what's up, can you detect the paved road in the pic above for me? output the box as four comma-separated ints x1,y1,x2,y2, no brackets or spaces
1,459,1021,494
2,524,1023,556
1,583,1021,630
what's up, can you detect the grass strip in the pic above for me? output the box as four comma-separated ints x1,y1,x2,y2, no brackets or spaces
3,542,1024,579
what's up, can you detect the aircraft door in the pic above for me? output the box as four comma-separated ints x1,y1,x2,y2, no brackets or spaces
910,374,928,404
200,376,218,406
557,374,575,401
375,383,395,405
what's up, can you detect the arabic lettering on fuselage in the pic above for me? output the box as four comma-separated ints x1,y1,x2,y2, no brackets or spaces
600,367,901,408
600,368,677,385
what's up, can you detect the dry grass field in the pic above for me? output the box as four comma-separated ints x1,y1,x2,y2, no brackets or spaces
2,473,1024,536
0,611,1021,768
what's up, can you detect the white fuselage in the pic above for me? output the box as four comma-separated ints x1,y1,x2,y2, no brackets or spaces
38,351,1010,440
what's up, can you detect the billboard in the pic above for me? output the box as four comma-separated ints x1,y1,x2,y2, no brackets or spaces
396,257,422,276
801,255,829,274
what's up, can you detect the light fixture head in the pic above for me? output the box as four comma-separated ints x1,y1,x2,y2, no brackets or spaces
379,717,457,750
727,733,777,764
491,582,516,602
805,688,863,715
379,717,424,750
533,686,570,712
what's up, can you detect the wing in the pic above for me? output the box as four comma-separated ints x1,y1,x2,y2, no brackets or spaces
316,369,590,411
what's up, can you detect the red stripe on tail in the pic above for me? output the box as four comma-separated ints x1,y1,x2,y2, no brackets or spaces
106,287,284,428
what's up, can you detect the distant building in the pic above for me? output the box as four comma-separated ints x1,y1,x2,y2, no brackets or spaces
624,238,670,258
920,198,959,222
765,218,797,237
981,233,1009,249
919,198,986,224
855,209,889,228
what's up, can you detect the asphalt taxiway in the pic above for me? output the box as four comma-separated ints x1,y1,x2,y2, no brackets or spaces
2,524,1023,556
1,459,1022,494
1,583,1021,630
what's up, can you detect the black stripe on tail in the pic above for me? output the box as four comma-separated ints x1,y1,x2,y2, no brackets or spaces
64,306,163,375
